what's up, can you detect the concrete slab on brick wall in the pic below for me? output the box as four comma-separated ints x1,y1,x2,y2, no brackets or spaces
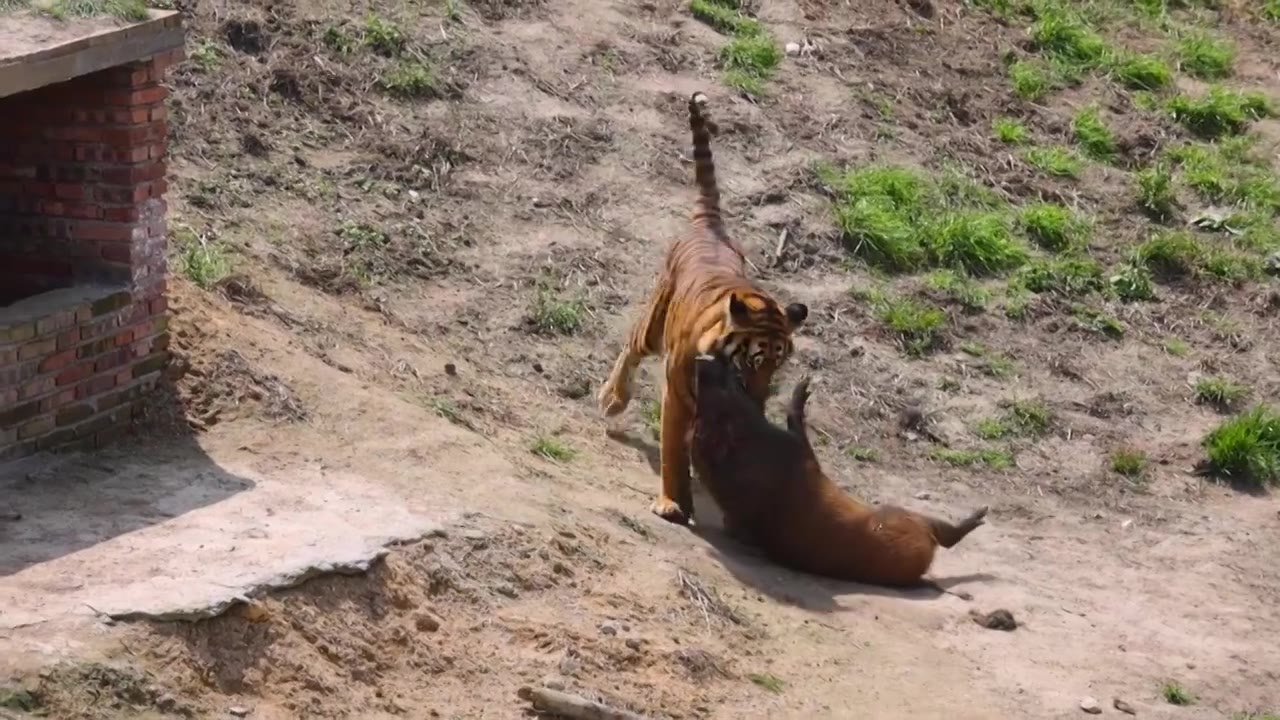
0,445,450,652
0,10,183,99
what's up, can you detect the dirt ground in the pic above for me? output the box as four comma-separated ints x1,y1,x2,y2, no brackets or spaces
4,0,1280,717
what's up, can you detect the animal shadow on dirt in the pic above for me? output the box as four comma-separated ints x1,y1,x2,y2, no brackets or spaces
0,378,255,577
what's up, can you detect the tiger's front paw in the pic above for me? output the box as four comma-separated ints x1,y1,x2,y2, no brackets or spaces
598,382,630,418
651,496,692,526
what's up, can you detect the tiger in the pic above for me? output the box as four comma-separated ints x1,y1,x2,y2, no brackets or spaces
597,90,809,526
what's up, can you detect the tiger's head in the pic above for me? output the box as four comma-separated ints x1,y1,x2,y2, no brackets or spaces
698,290,807,409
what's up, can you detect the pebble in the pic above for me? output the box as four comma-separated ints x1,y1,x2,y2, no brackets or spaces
625,638,643,651
914,491,933,500
1080,697,1101,714
970,608,1017,631
414,611,442,632
784,42,801,55
1113,697,1136,715
229,707,251,718
599,622,618,636
444,362,457,376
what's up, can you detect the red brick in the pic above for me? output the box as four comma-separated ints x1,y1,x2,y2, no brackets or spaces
114,369,133,386
102,206,141,222
151,178,168,197
85,373,116,396
102,86,166,107
74,144,106,162
150,106,168,122
45,126,105,143
73,222,134,242
19,377,54,401
112,64,151,86
100,163,163,185
111,107,152,124
148,142,166,160
56,362,93,386
38,349,76,373
18,338,57,361
53,183,85,200
45,201,103,220
149,296,168,316
95,348,131,373
50,389,75,408
112,328,136,347
101,241,132,263
56,329,79,351
19,415,55,440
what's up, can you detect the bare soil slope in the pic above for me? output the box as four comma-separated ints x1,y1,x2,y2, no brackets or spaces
5,0,1280,717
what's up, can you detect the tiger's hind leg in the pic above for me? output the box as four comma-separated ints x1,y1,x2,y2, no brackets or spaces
599,276,672,418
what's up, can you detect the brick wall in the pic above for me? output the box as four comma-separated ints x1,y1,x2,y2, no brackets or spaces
0,49,182,461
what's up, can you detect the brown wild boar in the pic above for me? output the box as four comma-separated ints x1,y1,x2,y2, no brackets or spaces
689,352,987,588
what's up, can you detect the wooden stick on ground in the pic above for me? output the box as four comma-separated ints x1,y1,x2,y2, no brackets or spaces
517,685,651,720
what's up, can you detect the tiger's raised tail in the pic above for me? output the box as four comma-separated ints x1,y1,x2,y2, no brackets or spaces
688,91,723,234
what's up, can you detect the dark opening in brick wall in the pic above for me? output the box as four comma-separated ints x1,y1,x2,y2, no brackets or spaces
1,48,183,462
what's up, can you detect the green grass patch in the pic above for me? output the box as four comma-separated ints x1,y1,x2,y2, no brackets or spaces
690,0,760,35
1071,106,1115,161
1161,681,1196,707
1165,139,1280,213
822,164,1028,275
929,447,1014,469
1194,376,1248,412
1163,336,1190,356
923,270,990,312
748,672,785,694
1135,163,1177,221
323,25,357,54
690,0,779,96
528,286,588,335
721,35,781,96
959,341,1017,378
378,61,439,98
362,13,406,56
1201,406,1280,487
874,294,947,357
173,226,231,290
1009,59,1059,101
1072,305,1126,339
188,39,223,72
531,435,577,462
1266,0,1280,22
928,212,1030,276
1109,263,1156,301
1019,202,1090,252
845,446,879,462
1110,448,1148,478
1014,257,1105,296
992,117,1030,144
1167,88,1274,139
1028,3,1107,68
1173,30,1234,80
642,399,662,441
1024,145,1084,178
42,0,148,21
1133,231,1205,279
977,399,1052,440
1106,51,1173,91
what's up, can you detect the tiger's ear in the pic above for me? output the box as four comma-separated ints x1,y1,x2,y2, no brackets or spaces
785,302,808,327
727,293,751,324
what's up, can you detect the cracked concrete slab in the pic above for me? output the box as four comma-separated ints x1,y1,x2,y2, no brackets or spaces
0,446,451,664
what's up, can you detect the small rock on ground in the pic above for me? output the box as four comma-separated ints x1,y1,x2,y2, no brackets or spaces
1080,697,1101,714
1113,697,1137,715
969,608,1018,631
